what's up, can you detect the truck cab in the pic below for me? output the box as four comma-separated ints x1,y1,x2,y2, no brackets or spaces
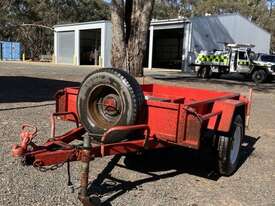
229,48,251,73
194,43,275,83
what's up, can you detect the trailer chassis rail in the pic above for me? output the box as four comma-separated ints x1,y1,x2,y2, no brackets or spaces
11,112,169,205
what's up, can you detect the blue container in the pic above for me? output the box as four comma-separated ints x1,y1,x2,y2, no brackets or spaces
2,41,12,60
0,42,2,60
11,42,21,60
1,41,21,61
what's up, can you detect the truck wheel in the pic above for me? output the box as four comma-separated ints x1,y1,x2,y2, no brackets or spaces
252,69,267,83
77,68,144,142
217,114,244,176
266,74,273,83
196,70,202,78
200,66,211,79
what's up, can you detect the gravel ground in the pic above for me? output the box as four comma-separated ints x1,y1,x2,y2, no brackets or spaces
0,62,274,206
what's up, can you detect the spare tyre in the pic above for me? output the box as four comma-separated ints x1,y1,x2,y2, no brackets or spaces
77,68,144,142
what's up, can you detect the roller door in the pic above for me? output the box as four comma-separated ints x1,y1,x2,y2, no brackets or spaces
57,31,75,64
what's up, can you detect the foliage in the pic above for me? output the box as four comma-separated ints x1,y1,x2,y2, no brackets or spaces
1,0,274,59
0,0,110,59
152,0,275,52
153,0,179,19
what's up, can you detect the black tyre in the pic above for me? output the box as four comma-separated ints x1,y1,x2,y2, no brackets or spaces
89,195,101,206
217,114,244,176
251,69,267,83
77,68,144,142
200,66,211,79
266,74,273,83
196,67,202,78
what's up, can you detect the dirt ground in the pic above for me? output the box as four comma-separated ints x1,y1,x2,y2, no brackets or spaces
0,62,274,206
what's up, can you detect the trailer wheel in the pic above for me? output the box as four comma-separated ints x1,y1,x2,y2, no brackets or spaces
89,195,101,206
77,68,144,143
251,69,267,83
217,114,244,176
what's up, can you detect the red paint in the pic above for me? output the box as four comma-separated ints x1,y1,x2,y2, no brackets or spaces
12,83,249,167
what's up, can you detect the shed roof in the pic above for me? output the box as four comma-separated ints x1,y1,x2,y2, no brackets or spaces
54,20,110,28
54,18,190,30
151,18,190,25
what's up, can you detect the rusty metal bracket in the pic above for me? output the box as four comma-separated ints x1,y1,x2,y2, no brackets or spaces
51,112,80,139
100,124,150,156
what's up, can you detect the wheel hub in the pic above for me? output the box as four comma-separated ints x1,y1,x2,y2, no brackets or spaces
230,125,241,164
88,85,123,128
256,74,262,80
102,94,121,116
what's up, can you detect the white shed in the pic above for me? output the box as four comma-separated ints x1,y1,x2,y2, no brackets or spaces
54,20,112,67
53,18,192,70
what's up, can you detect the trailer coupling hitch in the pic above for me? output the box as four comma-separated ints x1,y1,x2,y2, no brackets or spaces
12,124,38,157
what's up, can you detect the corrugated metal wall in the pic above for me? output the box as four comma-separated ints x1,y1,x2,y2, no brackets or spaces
56,31,75,64
218,14,271,53
191,16,234,52
191,14,271,54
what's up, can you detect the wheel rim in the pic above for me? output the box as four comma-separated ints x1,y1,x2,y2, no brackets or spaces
202,68,207,78
230,124,241,164
255,72,263,81
87,84,123,129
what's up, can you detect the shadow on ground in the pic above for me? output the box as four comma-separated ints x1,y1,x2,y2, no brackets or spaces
0,76,79,103
87,135,259,205
148,73,275,93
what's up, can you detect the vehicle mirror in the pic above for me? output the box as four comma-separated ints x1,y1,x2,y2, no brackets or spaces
249,51,256,61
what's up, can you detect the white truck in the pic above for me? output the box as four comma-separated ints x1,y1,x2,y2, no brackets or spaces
193,44,275,83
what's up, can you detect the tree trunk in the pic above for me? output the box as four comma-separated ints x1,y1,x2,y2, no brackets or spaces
111,0,127,69
127,1,154,77
111,0,155,76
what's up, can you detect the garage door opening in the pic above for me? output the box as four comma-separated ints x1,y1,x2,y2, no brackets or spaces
80,29,101,65
152,28,183,69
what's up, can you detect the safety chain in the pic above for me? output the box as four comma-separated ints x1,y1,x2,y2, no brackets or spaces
32,146,78,172
33,161,66,172
31,145,91,193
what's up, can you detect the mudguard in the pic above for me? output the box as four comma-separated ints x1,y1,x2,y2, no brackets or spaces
208,99,246,133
